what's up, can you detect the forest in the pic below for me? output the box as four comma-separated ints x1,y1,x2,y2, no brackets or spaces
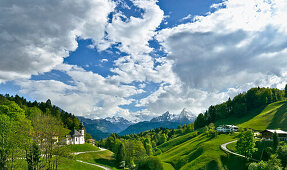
0,94,90,169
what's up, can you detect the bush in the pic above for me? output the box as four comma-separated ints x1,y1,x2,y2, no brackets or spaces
137,157,163,170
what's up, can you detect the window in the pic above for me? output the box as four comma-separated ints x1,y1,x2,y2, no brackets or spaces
76,138,77,142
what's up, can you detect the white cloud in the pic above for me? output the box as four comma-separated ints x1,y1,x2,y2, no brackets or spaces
100,59,109,63
135,0,287,116
4,0,287,121
157,0,287,91
17,64,145,119
103,0,164,55
0,0,115,82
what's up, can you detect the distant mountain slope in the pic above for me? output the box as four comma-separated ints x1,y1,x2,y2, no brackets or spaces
78,116,132,140
119,121,182,136
119,109,196,135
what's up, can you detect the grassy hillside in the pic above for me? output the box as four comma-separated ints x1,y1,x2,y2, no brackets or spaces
215,101,287,131
159,133,248,170
239,101,287,131
158,131,198,153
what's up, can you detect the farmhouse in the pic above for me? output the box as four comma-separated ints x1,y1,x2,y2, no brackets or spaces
216,125,239,133
261,129,287,141
64,125,85,145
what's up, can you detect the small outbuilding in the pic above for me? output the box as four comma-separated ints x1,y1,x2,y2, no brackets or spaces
216,125,239,133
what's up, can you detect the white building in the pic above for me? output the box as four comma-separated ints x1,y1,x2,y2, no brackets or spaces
64,125,85,145
216,125,238,133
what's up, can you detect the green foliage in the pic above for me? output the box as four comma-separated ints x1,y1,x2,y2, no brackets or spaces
137,156,164,170
236,130,256,158
272,132,279,152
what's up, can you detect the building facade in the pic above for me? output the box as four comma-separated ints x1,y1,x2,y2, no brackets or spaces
64,125,85,145
216,125,239,133
261,129,287,141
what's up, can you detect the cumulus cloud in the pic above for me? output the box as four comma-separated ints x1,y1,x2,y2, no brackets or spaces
103,0,164,55
136,0,287,116
157,0,287,91
17,64,144,119
0,0,114,82
4,0,287,120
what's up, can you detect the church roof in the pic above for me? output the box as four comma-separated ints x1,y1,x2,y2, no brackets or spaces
70,129,82,136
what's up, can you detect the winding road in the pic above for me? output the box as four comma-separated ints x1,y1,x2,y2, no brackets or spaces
75,147,111,170
221,140,259,162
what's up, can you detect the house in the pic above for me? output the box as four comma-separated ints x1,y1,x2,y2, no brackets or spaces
64,124,85,145
261,129,287,141
87,139,95,144
216,125,239,133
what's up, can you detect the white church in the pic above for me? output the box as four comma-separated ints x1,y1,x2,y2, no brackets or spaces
64,125,85,145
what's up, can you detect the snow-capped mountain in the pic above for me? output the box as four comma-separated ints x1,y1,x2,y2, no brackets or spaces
150,111,175,122
150,109,196,123
105,116,131,124
173,108,197,123
120,109,197,135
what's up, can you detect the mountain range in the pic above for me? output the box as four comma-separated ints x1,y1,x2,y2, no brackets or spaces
78,109,197,139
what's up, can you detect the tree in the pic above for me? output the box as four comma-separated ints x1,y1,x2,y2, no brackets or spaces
272,132,279,153
0,101,32,169
277,144,287,167
236,130,256,158
137,157,164,170
267,154,281,169
115,142,125,166
285,84,287,97
159,134,167,145
194,113,205,129
144,138,153,156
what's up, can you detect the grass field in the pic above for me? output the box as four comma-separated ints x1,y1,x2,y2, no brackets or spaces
76,150,119,170
58,157,103,170
226,141,237,153
239,101,287,131
162,162,175,170
7,157,103,170
64,143,100,152
215,101,287,131
158,131,198,153
159,133,248,170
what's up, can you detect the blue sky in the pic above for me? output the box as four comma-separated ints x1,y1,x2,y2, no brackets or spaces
1,0,287,120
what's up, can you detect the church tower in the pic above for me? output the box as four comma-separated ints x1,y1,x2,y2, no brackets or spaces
79,122,85,136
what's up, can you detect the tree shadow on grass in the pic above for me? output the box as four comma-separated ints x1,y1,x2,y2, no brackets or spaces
220,154,249,170
93,158,118,168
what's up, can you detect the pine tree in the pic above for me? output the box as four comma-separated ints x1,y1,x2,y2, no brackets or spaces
272,132,279,153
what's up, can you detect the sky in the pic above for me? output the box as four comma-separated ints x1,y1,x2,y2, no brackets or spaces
1,0,287,121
